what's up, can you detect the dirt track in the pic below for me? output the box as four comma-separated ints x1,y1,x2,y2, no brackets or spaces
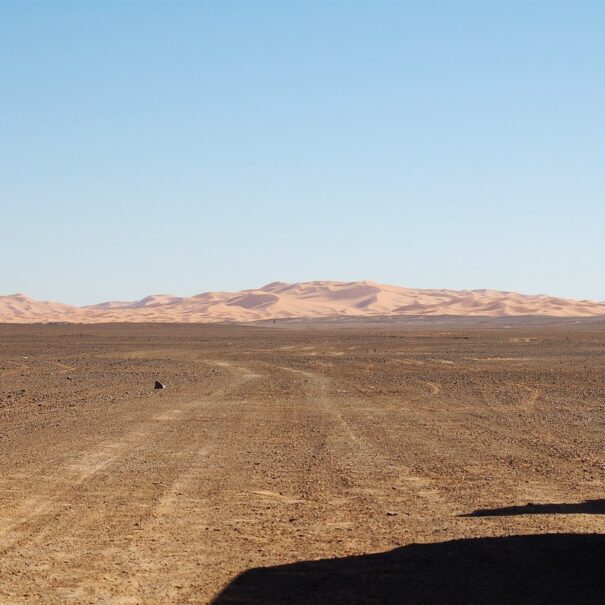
0,323,604,603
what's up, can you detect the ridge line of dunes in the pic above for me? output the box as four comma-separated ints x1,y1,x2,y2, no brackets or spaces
1,281,604,324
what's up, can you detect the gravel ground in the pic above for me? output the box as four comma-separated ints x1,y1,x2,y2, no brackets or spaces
0,323,604,603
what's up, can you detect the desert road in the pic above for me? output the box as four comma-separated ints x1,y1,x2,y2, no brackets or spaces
0,323,604,603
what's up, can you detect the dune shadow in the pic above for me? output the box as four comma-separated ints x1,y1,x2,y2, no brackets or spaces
212,533,605,604
462,498,605,517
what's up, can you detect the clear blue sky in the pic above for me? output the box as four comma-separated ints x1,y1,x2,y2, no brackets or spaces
1,1,603,305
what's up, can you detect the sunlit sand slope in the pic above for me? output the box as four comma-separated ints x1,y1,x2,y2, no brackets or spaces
2,281,604,323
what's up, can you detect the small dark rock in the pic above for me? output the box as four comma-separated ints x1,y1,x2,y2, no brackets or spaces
154,381,166,390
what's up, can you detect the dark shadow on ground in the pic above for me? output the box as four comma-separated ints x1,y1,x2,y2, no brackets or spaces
462,498,605,517
212,534,605,604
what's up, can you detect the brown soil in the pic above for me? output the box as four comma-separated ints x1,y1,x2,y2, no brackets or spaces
0,323,604,604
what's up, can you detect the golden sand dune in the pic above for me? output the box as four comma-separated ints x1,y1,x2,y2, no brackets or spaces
1,281,604,323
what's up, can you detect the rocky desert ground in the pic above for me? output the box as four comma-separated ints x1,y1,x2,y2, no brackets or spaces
0,321,604,603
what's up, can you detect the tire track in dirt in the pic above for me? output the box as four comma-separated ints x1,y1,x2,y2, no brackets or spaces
513,382,541,411
277,365,460,529
82,360,264,602
425,380,442,396
0,361,264,603
42,360,77,374
1,359,30,377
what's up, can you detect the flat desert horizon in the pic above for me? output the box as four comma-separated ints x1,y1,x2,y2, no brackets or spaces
2,280,605,324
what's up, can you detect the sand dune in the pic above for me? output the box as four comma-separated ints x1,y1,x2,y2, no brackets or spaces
1,281,604,323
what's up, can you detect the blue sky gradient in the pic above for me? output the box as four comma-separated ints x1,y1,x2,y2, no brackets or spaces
1,1,603,304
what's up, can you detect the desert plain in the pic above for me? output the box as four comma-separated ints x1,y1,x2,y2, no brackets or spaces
0,320,604,603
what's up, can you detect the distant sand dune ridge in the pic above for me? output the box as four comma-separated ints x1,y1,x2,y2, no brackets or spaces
1,281,605,323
